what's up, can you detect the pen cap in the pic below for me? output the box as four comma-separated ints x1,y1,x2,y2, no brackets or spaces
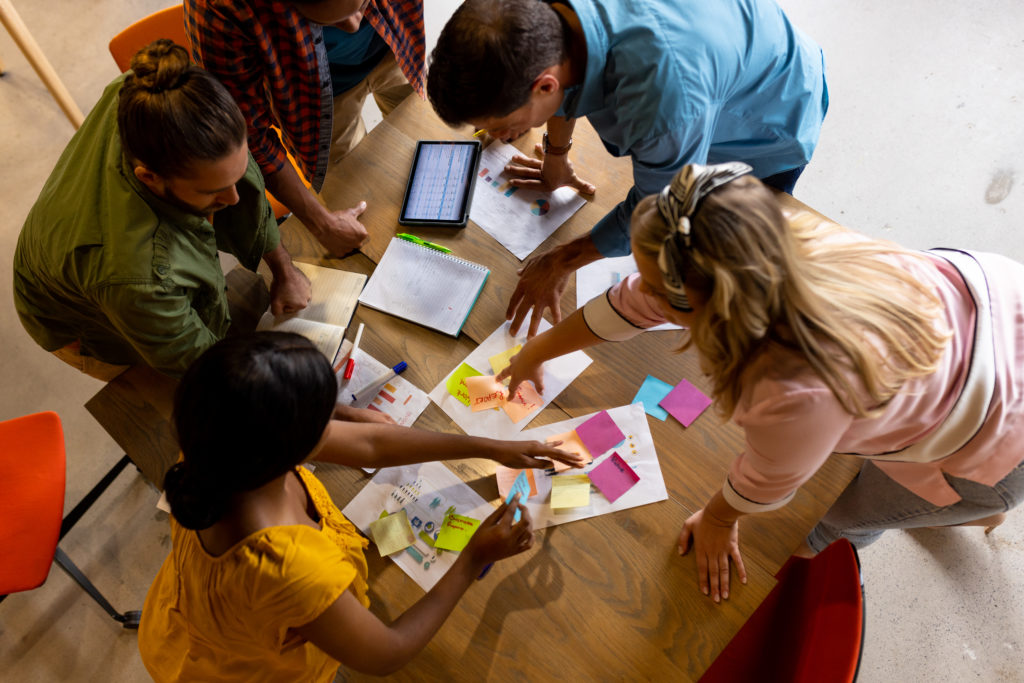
392,361,408,374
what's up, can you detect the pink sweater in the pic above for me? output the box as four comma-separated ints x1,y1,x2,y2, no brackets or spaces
583,249,1024,510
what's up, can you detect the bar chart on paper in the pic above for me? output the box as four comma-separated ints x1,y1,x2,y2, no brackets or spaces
470,142,587,260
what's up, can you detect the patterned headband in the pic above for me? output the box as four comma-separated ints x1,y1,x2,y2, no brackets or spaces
655,162,752,311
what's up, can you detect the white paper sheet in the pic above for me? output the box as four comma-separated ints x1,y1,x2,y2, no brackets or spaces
512,403,668,529
575,255,682,332
469,142,587,260
428,320,592,438
341,462,494,591
336,341,430,428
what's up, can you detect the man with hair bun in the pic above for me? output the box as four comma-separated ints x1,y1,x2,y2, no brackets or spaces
428,0,828,338
13,40,311,379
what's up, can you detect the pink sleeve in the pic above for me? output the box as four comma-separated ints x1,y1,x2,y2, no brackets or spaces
725,384,854,513
582,273,671,341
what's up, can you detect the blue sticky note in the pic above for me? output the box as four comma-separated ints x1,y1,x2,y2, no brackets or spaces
505,470,530,523
632,375,673,421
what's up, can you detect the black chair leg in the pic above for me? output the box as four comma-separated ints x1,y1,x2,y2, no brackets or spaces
53,547,141,629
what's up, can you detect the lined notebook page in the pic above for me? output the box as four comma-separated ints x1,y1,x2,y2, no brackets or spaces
358,238,490,336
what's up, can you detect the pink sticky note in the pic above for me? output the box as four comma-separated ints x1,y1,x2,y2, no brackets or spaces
574,411,625,456
587,452,640,503
465,375,508,412
658,379,712,427
502,381,543,423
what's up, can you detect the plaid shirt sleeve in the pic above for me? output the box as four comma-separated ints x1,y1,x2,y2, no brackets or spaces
366,0,425,96
184,0,291,176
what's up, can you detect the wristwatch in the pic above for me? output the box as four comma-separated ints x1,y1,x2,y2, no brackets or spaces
542,132,573,156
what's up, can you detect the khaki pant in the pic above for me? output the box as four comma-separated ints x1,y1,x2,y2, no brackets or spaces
52,342,130,382
330,51,414,163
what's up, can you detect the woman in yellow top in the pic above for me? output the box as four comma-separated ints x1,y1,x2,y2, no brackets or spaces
138,331,582,680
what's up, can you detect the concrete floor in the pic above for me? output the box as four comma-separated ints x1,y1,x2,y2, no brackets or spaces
1,1,1022,680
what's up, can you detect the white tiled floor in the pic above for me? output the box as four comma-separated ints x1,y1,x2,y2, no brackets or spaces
1,1,1022,680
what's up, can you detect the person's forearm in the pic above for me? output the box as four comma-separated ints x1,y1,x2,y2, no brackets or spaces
704,490,745,526
261,242,294,279
315,421,512,468
264,164,329,230
519,307,603,367
545,115,577,148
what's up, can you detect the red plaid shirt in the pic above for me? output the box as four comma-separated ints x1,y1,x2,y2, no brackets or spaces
185,0,424,191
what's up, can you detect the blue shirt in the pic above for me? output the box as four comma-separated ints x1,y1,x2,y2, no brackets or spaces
557,0,828,256
323,21,390,95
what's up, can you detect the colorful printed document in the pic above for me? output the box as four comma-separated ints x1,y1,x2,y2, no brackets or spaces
342,462,495,591
429,321,592,438
632,375,674,421
500,404,668,529
659,379,713,427
469,142,587,260
335,340,430,427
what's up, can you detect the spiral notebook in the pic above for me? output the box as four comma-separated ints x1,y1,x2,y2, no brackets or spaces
358,237,490,336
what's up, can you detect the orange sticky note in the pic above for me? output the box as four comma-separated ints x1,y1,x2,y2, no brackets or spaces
495,466,538,499
545,430,592,472
465,375,508,412
502,381,543,423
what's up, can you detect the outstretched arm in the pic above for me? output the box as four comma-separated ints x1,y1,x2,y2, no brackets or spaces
497,308,603,394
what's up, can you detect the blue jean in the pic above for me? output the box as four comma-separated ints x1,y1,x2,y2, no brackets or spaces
806,459,1024,552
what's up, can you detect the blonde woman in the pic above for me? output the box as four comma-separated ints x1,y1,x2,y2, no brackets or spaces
500,162,1024,602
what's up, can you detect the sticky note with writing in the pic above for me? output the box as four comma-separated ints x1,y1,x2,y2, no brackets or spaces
368,509,416,556
495,466,538,499
446,362,483,406
550,474,591,509
434,512,482,552
505,469,532,522
465,375,508,412
502,381,543,423
574,410,626,457
659,378,712,427
488,344,523,376
544,430,591,472
587,452,640,503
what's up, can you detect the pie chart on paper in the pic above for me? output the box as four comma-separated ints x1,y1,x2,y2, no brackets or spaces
530,199,550,216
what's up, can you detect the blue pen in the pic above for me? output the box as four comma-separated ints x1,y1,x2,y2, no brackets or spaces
350,361,408,407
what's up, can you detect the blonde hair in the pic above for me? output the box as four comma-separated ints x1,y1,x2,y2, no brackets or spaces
632,176,950,418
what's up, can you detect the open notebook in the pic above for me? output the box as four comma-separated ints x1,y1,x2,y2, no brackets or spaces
256,262,366,363
358,237,489,337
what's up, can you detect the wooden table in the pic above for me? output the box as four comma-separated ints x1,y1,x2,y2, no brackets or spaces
87,95,860,681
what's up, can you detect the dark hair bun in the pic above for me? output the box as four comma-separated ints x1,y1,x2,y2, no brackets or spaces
163,461,229,531
128,39,191,94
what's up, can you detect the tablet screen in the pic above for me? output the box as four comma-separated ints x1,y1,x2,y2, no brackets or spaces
400,141,480,226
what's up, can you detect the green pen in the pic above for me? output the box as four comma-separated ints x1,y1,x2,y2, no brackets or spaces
396,232,453,254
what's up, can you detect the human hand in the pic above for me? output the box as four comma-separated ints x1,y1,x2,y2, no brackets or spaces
332,404,396,425
496,348,545,396
505,143,596,195
465,495,534,568
506,248,572,338
269,264,312,315
486,437,585,470
311,200,369,256
677,508,747,603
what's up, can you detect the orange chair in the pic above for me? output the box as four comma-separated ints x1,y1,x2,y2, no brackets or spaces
700,539,865,683
0,412,141,628
108,4,308,220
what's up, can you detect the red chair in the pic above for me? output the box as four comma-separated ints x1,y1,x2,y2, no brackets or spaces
701,539,865,682
0,411,141,628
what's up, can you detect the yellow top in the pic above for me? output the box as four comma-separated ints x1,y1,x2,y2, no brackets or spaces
139,466,369,682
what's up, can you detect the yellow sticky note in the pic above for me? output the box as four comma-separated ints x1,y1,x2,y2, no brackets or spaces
446,363,483,406
434,513,482,552
545,430,592,472
502,381,543,423
368,509,416,556
465,375,508,412
550,474,591,510
488,344,523,375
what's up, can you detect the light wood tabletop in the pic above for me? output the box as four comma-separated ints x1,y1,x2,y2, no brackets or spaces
86,94,860,681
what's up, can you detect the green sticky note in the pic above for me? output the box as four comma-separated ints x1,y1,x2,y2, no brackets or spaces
369,509,416,556
446,363,483,406
433,512,482,552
